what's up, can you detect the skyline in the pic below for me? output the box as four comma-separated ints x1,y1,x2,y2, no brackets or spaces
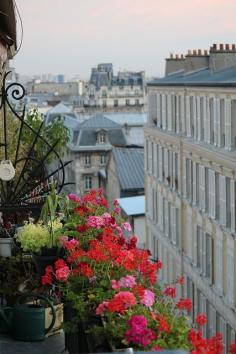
13,0,236,79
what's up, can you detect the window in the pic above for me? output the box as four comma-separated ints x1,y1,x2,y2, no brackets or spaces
126,99,130,106
102,100,107,107
226,177,231,228
215,172,220,219
135,99,139,105
98,131,106,143
85,175,92,190
205,167,209,213
205,233,213,282
102,90,107,97
100,155,106,165
196,163,199,205
84,155,91,166
196,226,202,270
114,99,118,107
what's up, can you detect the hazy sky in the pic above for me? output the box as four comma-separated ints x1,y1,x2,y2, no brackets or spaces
13,0,236,79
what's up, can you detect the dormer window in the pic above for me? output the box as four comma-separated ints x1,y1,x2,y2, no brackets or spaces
98,131,106,143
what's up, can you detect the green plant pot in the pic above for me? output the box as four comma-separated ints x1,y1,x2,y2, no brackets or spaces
32,253,58,276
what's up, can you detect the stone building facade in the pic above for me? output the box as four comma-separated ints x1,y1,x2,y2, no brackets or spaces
84,63,146,110
145,44,236,353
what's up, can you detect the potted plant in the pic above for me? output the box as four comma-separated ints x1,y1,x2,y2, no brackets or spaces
0,254,34,306
0,221,15,257
40,190,225,354
16,184,66,275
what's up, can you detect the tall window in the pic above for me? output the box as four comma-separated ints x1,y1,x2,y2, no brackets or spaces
205,168,209,213
100,155,106,165
102,100,107,107
99,131,106,143
226,177,231,228
85,176,92,190
215,172,220,220
84,155,91,166
114,99,118,107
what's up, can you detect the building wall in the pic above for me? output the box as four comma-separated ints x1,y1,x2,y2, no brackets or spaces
145,84,236,352
28,82,80,96
66,150,110,196
106,154,121,205
134,216,146,248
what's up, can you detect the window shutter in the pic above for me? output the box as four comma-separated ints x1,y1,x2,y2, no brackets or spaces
196,96,201,140
227,239,234,305
148,141,152,174
225,98,232,150
193,225,198,266
158,147,162,181
148,92,157,124
199,165,205,211
193,96,197,139
215,236,223,293
220,318,227,354
213,97,218,145
144,139,148,172
159,195,163,232
164,148,168,183
219,175,226,226
162,94,166,129
193,162,197,205
183,157,187,198
172,153,176,191
167,94,172,131
153,144,157,178
200,294,207,337
164,199,169,237
209,169,216,218
216,98,221,147
202,231,206,276
209,304,216,336
176,95,180,133
187,211,193,260
172,206,176,244
181,95,186,134
206,97,211,144
156,93,161,127
186,95,191,137
231,180,236,232
203,96,208,143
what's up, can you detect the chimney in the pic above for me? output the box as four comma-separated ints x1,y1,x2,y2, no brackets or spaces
209,43,236,72
165,53,185,76
184,49,209,74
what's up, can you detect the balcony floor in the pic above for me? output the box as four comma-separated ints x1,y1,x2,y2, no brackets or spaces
0,332,68,354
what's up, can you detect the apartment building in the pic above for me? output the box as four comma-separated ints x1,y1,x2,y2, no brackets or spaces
84,63,146,110
145,44,236,353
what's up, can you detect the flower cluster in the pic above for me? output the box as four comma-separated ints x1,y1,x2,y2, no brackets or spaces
40,189,228,353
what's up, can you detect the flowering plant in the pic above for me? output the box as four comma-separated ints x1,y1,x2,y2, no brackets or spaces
41,189,232,353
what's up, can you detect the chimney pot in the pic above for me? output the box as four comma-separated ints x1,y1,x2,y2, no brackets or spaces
220,43,224,50
213,43,217,50
204,50,208,55
193,50,197,55
188,50,191,55
225,44,229,50
170,53,173,59
175,54,179,59
232,44,236,51
198,49,202,55
181,54,184,59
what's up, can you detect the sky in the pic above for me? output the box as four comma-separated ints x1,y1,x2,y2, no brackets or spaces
13,0,236,80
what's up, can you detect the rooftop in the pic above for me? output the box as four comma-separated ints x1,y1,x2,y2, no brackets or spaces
112,147,144,190
117,195,145,216
148,65,236,87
